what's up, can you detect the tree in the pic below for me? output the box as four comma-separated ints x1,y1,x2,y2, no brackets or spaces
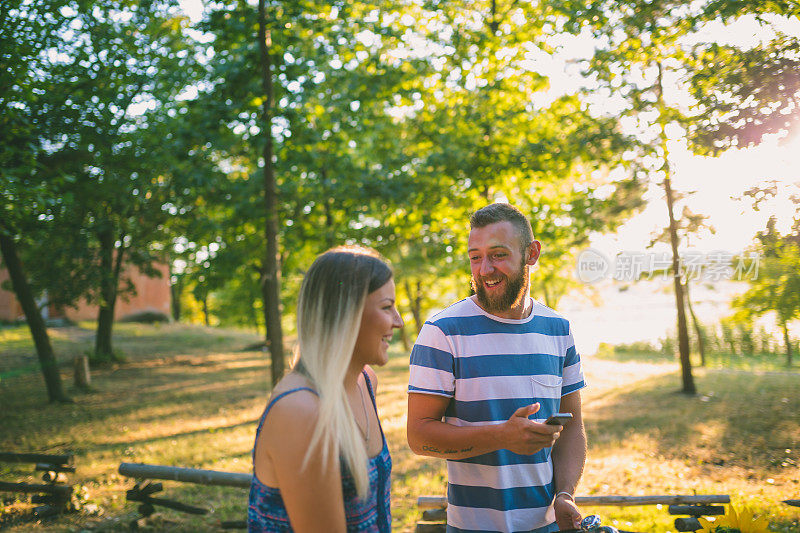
189,0,420,384
392,0,646,312
0,219,70,403
554,0,800,393
564,0,703,394
0,0,78,402
732,184,800,366
182,0,648,354
9,0,203,362
649,204,716,366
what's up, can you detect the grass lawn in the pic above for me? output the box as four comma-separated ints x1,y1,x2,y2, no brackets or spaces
1,323,798,532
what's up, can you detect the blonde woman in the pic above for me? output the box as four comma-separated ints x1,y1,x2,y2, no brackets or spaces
248,246,402,532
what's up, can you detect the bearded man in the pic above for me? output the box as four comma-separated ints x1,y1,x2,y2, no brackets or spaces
407,202,587,533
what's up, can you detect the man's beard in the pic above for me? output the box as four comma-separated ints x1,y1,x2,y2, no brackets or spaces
472,259,529,314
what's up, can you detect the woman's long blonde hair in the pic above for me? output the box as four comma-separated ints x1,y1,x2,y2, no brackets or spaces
293,246,392,499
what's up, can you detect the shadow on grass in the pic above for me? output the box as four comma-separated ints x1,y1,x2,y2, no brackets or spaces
90,418,260,454
0,324,273,531
0,323,264,376
584,369,800,472
0,355,269,437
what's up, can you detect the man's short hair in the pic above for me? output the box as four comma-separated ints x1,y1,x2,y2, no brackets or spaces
469,203,534,252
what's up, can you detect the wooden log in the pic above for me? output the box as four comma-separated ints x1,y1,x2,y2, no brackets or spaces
0,481,73,496
137,502,156,517
41,471,68,484
128,480,163,497
0,453,73,465
35,462,76,474
30,494,70,505
73,354,91,389
674,517,702,531
33,504,61,518
418,496,447,509
579,495,730,506
416,522,446,533
422,508,446,521
668,504,725,516
119,462,252,488
418,494,731,508
140,496,208,515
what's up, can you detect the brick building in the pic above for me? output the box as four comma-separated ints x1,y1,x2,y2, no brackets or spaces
0,264,171,322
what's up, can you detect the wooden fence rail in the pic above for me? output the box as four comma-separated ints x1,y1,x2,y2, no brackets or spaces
118,462,252,488
118,462,251,530
417,494,731,508
415,494,732,533
0,453,73,465
0,451,75,519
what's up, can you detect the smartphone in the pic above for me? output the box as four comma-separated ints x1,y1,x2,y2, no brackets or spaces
544,413,573,426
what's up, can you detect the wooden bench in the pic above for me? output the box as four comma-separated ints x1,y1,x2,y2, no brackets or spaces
415,494,731,532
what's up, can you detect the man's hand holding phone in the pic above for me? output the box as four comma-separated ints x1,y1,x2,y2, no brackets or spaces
499,404,571,455
544,412,573,427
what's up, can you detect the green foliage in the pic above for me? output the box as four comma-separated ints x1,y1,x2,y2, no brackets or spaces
2,0,210,365
689,34,800,155
6,1,657,352
553,0,800,392
729,183,800,364
16,0,203,305
598,320,798,371
173,1,425,328
732,221,800,326
376,0,647,311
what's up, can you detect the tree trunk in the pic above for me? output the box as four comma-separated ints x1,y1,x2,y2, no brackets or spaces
322,170,335,249
404,279,423,335
657,62,695,395
398,322,411,353
170,270,182,322
95,227,123,360
202,293,210,327
258,0,285,387
0,231,70,402
684,280,705,367
73,354,91,390
782,320,793,367
542,283,552,309
664,175,695,393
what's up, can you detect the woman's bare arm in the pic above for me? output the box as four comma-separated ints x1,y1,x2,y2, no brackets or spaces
257,391,347,533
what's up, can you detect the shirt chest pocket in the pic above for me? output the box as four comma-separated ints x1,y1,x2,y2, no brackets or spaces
530,374,562,400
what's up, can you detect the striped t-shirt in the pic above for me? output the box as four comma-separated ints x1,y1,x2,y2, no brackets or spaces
408,296,585,533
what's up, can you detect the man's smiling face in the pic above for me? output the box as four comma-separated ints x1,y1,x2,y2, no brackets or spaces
468,221,532,316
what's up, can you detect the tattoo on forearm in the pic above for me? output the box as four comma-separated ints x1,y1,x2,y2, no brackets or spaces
422,445,474,455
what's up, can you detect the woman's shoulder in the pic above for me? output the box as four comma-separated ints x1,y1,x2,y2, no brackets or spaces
266,373,320,421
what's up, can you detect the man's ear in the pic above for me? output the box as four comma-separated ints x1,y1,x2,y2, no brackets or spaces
526,240,542,266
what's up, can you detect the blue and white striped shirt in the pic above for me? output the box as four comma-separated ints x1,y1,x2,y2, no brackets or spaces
408,297,586,533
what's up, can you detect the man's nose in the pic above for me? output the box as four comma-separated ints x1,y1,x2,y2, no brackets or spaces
479,257,494,276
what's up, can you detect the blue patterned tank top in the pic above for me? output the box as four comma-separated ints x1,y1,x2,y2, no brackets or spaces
248,371,391,532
